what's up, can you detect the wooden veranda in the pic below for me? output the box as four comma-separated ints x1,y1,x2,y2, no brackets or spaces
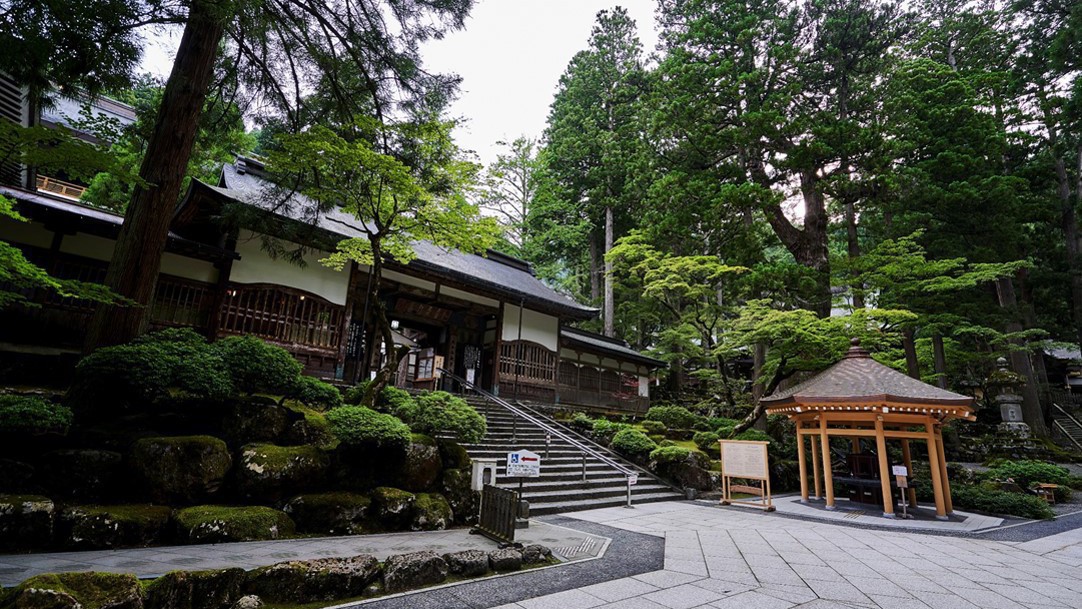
763,339,975,520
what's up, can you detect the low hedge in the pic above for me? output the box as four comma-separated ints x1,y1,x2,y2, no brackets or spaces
641,420,666,435
952,485,1054,520
213,335,302,395
982,459,1072,489
395,391,486,443
692,431,720,453
649,445,691,465
610,429,657,460
570,412,594,431
289,376,343,411
591,419,632,442
325,406,411,451
645,405,702,429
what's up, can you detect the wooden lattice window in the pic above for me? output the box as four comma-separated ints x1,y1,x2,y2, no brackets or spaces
219,283,342,350
499,340,557,386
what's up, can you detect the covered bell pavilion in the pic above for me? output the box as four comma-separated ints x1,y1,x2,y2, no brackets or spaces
762,339,976,520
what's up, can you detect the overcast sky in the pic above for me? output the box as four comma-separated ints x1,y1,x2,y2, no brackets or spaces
139,1,660,167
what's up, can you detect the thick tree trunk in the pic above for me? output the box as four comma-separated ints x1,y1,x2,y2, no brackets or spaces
84,1,225,350
751,343,767,431
1055,155,1082,354
932,333,948,389
588,235,600,304
361,241,409,407
995,276,1048,436
763,170,831,318
902,327,921,380
603,205,615,337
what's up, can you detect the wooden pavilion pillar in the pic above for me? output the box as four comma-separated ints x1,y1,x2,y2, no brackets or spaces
925,417,948,520
819,416,835,509
900,439,917,508
935,427,954,514
809,427,822,500
797,428,809,502
874,416,895,517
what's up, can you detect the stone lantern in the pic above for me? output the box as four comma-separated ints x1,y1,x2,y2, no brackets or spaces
988,357,1032,444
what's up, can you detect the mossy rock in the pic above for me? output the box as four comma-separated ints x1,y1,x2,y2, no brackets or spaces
174,506,294,544
439,468,477,525
0,495,54,553
381,551,447,594
437,440,470,470
144,568,245,609
235,444,328,503
369,487,415,531
130,436,232,504
39,450,123,502
243,555,379,603
395,438,442,492
282,492,371,535
410,493,452,531
0,459,36,494
5,587,82,608
58,505,173,550
10,572,143,609
220,399,290,447
279,405,334,448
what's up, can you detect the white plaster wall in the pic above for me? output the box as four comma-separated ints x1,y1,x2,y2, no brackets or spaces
501,306,558,352
230,230,349,305
442,285,499,308
638,375,650,398
0,217,53,248
55,232,218,283
383,269,436,292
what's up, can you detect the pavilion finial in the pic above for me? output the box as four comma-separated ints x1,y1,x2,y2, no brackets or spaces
844,337,870,359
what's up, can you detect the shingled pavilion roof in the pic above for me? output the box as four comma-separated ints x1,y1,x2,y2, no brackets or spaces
762,339,974,417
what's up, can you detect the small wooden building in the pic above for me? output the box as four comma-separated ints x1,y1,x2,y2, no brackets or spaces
762,339,975,520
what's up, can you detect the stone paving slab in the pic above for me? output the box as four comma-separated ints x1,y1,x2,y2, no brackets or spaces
767,494,1004,532
0,520,606,586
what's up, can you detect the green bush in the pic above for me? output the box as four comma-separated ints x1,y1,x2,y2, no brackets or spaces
735,429,772,443
394,391,487,443
212,335,302,395
570,412,594,431
693,431,720,453
73,328,233,405
610,429,657,459
709,417,739,431
289,376,343,411
952,485,1054,520
658,439,676,447
343,382,415,413
983,459,1072,489
649,445,691,465
325,406,411,450
645,406,702,429
641,420,666,435
715,424,736,439
0,395,73,434
591,419,632,442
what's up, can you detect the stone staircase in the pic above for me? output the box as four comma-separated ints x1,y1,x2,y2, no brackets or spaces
1052,403,1082,452
460,396,684,515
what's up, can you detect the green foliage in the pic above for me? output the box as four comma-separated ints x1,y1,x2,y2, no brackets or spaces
641,420,666,435
212,335,302,395
570,412,595,431
393,391,487,443
982,460,1072,489
709,418,739,432
951,485,1054,520
610,429,657,459
649,446,691,465
73,328,233,405
645,406,702,429
325,406,411,451
0,395,73,434
343,382,415,414
693,431,720,453
591,419,632,442
734,430,772,444
288,376,343,411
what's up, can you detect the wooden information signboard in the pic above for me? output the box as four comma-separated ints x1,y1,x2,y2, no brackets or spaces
718,440,774,512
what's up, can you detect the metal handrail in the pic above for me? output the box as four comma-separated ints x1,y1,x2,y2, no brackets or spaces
1051,402,1082,452
439,369,637,478
1052,401,1082,430
1053,420,1082,452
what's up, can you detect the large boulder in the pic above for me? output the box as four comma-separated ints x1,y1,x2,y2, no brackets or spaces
0,459,37,494
58,505,172,550
381,551,447,594
394,436,442,492
234,444,328,503
442,550,489,577
437,440,470,470
283,493,370,535
130,436,232,504
220,399,289,447
439,469,477,525
174,506,294,544
0,495,54,552
243,556,379,603
409,493,452,531
522,545,553,565
39,450,124,502
488,547,522,572
653,451,716,491
229,596,262,609
369,487,415,531
12,572,143,609
144,568,245,609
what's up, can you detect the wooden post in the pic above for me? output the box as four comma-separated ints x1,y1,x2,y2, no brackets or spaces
810,425,822,500
797,428,809,502
874,416,895,517
925,418,948,520
851,438,861,454
935,428,953,514
900,439,917,508
819,417,835,509
335,262,361,380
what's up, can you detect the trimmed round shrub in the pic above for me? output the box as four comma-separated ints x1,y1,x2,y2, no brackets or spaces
709,417,739,431
645,406,702,429
982,459,1072,489
641,420,666,435
570,412,594,431
693,431,720,453
343,382,415,413
212,335,302,395
611,429,657,460
591,419,632,442
289,376,343,411
394,391,486,443
952,485,1053,519
325,406,411,450
649,445,691,465
72,329,232,406
735,429,772,443
0,395,73,434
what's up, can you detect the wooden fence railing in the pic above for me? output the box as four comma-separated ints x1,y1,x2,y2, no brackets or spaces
474,484,518,544
218,283,343,351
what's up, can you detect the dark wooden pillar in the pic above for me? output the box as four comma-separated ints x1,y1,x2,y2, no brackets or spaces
335,261,362,380
205,232,237,340
492,301,503,395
